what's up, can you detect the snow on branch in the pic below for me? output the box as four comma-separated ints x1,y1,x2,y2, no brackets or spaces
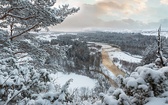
0,0,79,40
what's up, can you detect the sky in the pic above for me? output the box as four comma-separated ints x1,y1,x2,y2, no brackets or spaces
50,0,168,31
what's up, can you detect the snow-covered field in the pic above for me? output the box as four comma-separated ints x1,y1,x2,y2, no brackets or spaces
94,42,142,63
49,72,97,89
108,51,142,63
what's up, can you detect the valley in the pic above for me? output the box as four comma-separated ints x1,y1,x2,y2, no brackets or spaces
1,30,168,105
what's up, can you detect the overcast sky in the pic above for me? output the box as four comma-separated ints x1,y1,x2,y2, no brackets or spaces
50,0,168,31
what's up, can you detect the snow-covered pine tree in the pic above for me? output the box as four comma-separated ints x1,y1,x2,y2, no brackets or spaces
142,26,167,67
0,35,52,104
141,42,157,65
0,0,79,40
156,25,167,67
0,35,77,105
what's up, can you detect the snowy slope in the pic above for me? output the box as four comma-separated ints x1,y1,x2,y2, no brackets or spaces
108,51,142,63
49,72,97,89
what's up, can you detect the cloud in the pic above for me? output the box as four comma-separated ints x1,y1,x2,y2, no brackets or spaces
50,0,149,31
96,0,148,16
50,0,168,31
160,0,168,5
50,4,102,31
99,19,146,29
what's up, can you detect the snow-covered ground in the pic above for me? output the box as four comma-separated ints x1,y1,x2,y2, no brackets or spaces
49,72,97,89
145,97,168,105
32,31,77,41
108,51,142,63
93,42,142,63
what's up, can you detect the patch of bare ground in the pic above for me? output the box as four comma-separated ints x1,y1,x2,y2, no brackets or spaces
101,48,125,87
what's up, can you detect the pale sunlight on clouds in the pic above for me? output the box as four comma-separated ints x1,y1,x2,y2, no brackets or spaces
50,0,168,31
96,0,147,16
160,0,168,5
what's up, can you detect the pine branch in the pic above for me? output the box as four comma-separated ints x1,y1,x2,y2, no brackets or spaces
4,81,37,105
0,7,24,20
10,23,39,40
7,13,36,20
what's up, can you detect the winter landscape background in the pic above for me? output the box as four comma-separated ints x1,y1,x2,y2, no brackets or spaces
0,0,168,105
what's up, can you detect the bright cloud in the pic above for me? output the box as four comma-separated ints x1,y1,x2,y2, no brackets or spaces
160,0,168,5
51,0,168,31
96,0,148,16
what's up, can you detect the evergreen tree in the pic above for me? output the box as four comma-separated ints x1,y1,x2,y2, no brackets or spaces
0,0,79,40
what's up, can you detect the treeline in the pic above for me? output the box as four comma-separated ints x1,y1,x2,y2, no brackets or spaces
57,31,157,55
81,32,156,55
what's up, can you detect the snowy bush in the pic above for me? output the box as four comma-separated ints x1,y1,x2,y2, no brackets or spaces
98,88,130,105
0,41,50,104
0,40,78,105
98,62,168,105
155,57,168,67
